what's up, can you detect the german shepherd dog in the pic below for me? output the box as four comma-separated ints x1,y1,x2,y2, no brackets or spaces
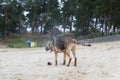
45,35,91,66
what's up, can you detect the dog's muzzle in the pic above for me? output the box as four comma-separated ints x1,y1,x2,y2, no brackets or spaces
45,47,49,51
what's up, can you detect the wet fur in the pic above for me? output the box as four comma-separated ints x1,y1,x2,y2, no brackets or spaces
46,36,91,66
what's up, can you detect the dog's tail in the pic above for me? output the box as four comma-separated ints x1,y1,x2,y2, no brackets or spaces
72,39,91,46
79,42,91,46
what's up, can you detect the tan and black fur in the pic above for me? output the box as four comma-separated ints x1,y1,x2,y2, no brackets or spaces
45,35,91,66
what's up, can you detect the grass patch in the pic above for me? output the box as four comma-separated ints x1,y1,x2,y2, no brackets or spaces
1,34,50,48
6,39,27,48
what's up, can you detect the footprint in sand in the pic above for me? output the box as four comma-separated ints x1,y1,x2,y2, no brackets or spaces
11,74,24,80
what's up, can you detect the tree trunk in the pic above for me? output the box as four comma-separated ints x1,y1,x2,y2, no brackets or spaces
103,13,107,36
40,17,44,33
31,4,38,34
3,27,7,40
18,14,22,34
63,21,65,33
113,26,116,33
40,25,43,33
32,20,35,34
69,16,73,32
4,6,8,40
94,18,98,33
63,17,67,33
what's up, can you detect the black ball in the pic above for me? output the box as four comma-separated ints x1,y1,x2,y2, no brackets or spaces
47,62,52,65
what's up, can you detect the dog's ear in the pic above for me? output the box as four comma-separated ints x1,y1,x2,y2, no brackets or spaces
72,39,77,43
45,47,49,51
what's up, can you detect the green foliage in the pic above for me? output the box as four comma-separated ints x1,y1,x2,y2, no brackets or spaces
3,34,44,48
44,19,53,33
61,0,77,32
5,39,27,48
45,0,59,12
50,8,62,25
75,0,120,36
0,0,20,38
0,0,120,39
75,0,94,35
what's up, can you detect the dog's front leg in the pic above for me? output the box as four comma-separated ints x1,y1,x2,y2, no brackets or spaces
54,52,58,65
62,53,66,65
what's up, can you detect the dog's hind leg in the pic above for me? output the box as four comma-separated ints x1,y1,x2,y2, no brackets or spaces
71,46,77,66
65,49,72,66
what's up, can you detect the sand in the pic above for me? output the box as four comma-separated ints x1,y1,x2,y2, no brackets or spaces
0,41,120,80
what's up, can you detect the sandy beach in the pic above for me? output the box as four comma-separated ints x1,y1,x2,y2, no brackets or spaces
0,40,120,80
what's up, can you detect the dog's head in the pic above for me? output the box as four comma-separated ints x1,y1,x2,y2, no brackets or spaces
45,41,53,52
45,46,50,51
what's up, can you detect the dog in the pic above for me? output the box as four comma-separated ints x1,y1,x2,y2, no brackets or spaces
45,35,91,66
